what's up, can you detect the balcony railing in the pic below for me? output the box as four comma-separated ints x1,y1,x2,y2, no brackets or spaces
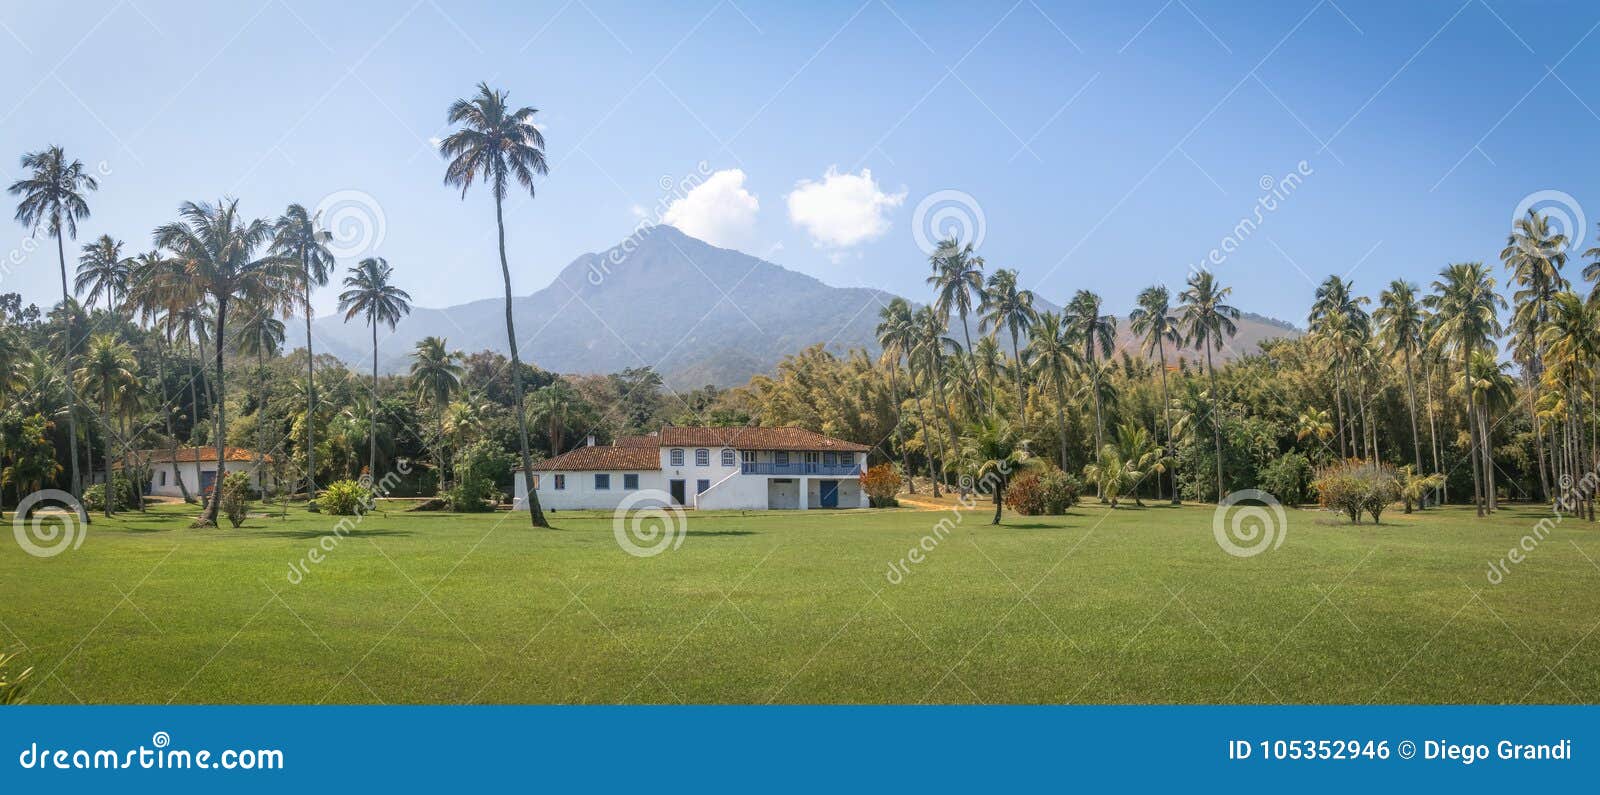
741,461,860,477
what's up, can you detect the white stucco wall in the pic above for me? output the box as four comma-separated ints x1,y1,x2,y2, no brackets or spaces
514,470,665,511
145,460,272,497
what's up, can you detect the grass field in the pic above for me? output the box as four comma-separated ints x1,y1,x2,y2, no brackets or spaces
3,497,1599,704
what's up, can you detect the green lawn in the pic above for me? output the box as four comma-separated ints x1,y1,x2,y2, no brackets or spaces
3,498,1599,704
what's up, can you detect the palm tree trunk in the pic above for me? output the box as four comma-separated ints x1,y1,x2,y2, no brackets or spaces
1157,335,1178,505
256,348,267,499
1009,327,1025,416
369,320,378,478
908,361,940,497
156,336,193,503
1052,377,1069,474
304,278,318,501
1206,345,1223,502
54,222,87,524
1463,348,1483,517
101,395,113,518
887,363,914,494
1332,367,1348,460
1403,345,1423,506
197,298,228,526
959,309,982,414
931,353,958,488
991,482,1003,525
1478,402,1496,512
494,194,548,527
1530,372,1550,502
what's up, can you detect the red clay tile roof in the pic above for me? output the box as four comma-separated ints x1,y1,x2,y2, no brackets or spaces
613,434,660,448
526,446,660,471
135,446,274,464
657,426,870,452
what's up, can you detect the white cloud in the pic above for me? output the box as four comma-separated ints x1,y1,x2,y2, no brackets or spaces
660,168,760,248
785,167,906,249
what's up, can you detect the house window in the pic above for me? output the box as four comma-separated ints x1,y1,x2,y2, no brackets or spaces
530,475,540,490
554,474,566,490
595,474,611,490
775,451,789,466
823,452,837,467
159,471,167,486
697,479,710,494
741,450,755,464
695,449,710,467
721,449,736,467
624,473,639,490
670,449,684,466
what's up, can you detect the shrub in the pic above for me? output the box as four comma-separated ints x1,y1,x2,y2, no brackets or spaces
319,479,372,516
1312,460,1400,524
861,464,902,508
82,474,139,512
450,440,512,512
219,472,251,528
1258,452,1313,507
1004,469,1081,516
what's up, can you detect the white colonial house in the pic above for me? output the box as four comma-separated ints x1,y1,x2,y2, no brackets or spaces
514,426,870,511
120,446,277,498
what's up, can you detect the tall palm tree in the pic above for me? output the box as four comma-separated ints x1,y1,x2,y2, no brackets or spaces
154,199,294,526
10,146,98,518
1424,262,1505,517
1308,275,1371,459
1375,279,1427,490
877,298,925,495
1178,270,1239,502
440,82,551,528
1027,310,1078,472
1503,209,1570,503
273,203,336,501
234,305,286,489
124,252,195,503
927,237,986,409
74,334,138,517
75,234,131,315
1129,285,1182,503
978,268,1035,413
338,257,412,479
410,336,464,495
1540,291,1600,518
1066,290,1117,450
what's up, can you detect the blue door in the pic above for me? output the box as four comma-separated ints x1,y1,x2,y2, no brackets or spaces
819,480,839,508
200,469,217,495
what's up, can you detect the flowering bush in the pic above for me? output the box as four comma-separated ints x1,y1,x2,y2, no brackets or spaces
860,463,902,508
1004,469,1081,515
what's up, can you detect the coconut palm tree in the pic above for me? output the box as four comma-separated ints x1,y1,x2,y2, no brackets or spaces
338,257,412,479
1424,262,1505,517
410,336,463,495
1027,310,1077,472
1129,285,1183,503
1503,209,1570,503
440,82,551,527
154,199,294,526
1375,279,1427,490
273,203,336,501
1308,276,1371,458
75,234,131,316
1296,407,1334,452
1468,350,1517,511
1178,270,1239,502
74,334,138,517
978,268,1035,411
1065,290,1116,450
875,297,922,494
10,146,98,518
927,237,985,409
124,252,195,503
1538,291,1599,517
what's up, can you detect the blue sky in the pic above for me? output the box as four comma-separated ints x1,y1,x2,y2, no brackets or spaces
2,0,1599,324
